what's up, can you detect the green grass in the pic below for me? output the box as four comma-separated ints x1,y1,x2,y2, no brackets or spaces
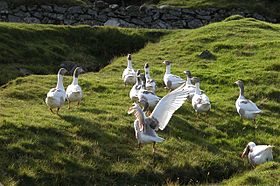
0,16,280,185
158,0,280,19
0,22,165,85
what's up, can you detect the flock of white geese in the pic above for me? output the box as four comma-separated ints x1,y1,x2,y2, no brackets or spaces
45,54,274,168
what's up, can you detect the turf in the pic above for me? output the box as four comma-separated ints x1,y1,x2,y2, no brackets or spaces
0,16,279,185
0,22,165,85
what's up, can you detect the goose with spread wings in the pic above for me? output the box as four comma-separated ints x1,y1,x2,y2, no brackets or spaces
128,86,189,153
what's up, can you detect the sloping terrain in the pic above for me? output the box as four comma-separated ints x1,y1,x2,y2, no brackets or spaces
0,22,165,85
0,16,279,185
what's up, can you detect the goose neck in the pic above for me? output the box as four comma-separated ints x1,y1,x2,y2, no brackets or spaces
165,64,171,74
195,82,201,94
127,59,133,69
56,74,64,90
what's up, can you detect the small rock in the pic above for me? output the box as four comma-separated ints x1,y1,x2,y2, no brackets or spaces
68,6,83,14
188,18,203,28
8,15,21,22
24,17,41,23
94,1,108,9
198,50,216,60
41,5,53,12
53,5,67,13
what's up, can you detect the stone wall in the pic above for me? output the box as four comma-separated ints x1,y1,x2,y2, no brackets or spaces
0,1,278,29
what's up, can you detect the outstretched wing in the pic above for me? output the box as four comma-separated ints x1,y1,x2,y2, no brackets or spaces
150,86,188,130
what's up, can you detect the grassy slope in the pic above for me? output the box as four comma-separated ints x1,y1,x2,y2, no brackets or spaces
0,22,164,85
158,0,280,19
0,16,279,185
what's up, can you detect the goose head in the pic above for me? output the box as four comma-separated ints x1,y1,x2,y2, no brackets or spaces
136,69,141,76
241,142,256,158
74,67,84,77
144,63,149,69
127,54,132,61
191,77,200,84
184,70,192,78
163,60,171,66
58,68,68,75
235,80,244,87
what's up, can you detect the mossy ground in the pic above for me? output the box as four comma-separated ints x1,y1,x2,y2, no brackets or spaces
0,16,279,185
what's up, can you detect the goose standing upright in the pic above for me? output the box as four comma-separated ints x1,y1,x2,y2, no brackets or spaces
122,54,136,86
163,60,185,90
144,63,156,93
66,67,84,109
45,68,68,114
138,74,161,114
241,142,274,167
128,85,189,153
182,70,196,101
129,69,142,102
235,80,262,124
192,77,211,116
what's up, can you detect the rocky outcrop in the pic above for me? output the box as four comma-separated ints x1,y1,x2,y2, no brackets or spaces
0,0,278,29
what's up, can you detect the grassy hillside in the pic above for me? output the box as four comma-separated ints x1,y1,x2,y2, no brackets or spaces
0,16,279,185
0,22,164,85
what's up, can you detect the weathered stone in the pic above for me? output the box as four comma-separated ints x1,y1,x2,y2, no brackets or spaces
18,68,33,76
8,15,21,22
252,13,265,21
196,9,211,16
53,5,67,13
33,12,43,19
64,19,76,25
171,20,186,28
14,11,30,18
41,17,49,24
27,5,37,11
80,14,92,20
104,18,133,27
0,1,8,11
56,14,64,21
188,18,203,28
168,9,181,17
154,20,170,29
130,18,145,26
196,15,211,21
41,5,53,12
198,50,215,59
142,16,152,23
24,17,41,24
126,5,140,17
181,8,195,15
88,8,97,16
161,13,179,20
109,4,119,10
68,6,83,14
95,1,108,9
96,14,108,22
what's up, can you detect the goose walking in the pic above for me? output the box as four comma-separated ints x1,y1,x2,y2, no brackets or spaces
138,74,160,114
129,69,142,102
66,67,84,109
235,80,262,124
45,68,67,114
122,54,136,86
163,60,185,90
128,85,189,153
144,63,156,93
192,77,211,116
241,142,274,167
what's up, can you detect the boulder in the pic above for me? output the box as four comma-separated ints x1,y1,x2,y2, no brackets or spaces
188,18,203,28
68,6,83,14
198,50,216,60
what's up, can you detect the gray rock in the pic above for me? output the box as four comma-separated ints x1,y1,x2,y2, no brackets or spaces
33,12,43,19
41,5,53,12
142,16,152,23
252,13,265,21
196,9,211,16
18,68,33,76
181,8,195,15
8,15,21,22
130,18,145,26
161,13,179,20
88,8,97,16
198,50,216,59
154,20,170,29
95,1,108,9
109,4,119,10
56,14,64,21
53,5,67,13
27,5,37,11
64,19,76,25
0,1,8,11
41,17,49,24
104,18,134,27
126,5,140,17
171,20,186,28
80,14,92,20
68,6,83,14
14,11,30,17
196,15,211,21
188,18,203,28
24,17,41,24
96,14,108,22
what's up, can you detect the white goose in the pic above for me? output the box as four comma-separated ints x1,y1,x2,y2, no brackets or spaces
138,74,161,114
66,67,84,109
182,70,196,101
235,80,262,123
128,85,189,153
163,60,185,90
129,69,142,102
45,68,68,114
192,77,211,115
144,63,156,93
122,54,136,86
241,142,274,167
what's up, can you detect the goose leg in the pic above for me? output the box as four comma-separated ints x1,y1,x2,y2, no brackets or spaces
138,143,142,149
68,100,71,109
77,101,80,107
152,142,156,154
56,108,60,115
253,119,257,140
50,108,55,114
